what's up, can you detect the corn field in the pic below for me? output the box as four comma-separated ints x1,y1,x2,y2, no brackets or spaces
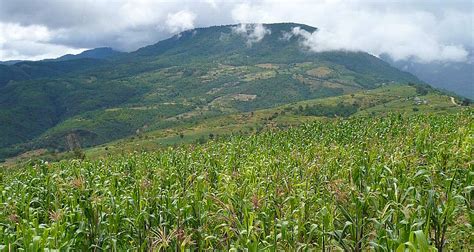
1,112,472,251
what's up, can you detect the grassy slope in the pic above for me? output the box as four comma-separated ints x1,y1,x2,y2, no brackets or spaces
83,84,463,158
2,84,465,166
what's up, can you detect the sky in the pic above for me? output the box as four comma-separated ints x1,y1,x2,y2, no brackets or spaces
0,0,472,62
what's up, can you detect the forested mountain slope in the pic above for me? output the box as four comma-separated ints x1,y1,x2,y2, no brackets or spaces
0,23,429,159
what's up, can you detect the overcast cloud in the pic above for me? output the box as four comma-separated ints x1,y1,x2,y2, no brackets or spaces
0,0,472,62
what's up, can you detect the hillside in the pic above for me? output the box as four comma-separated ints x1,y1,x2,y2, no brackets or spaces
0,23,428,160
0,48,121,86
80,84,466,160
3,0,474,249
48,47,123,62
381,54,474,99
0,60,23,66
0,65,29,87
1,111,471,250
2,84,467,165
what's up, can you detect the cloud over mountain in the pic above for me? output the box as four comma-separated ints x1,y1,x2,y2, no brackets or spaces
0,0,472,62
232,23,271,46
166,10,197,33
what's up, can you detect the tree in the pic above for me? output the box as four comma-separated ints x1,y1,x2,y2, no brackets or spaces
72,147,85,160
415,85,429,96
461,98,471,106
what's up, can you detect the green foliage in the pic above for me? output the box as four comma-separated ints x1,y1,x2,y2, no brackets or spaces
461,98,471,106
72,148,86,160
1,112,472,250
0,23,422,159
416,86,430,96
0,65,29,88
295,102,359,117
396,230,437,251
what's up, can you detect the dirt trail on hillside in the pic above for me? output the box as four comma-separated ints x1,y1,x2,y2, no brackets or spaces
450,97,458,106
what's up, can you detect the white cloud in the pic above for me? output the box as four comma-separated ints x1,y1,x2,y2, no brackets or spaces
231,3,272,24
0,23,51,43
165,10,197,34
290,25,469,63
205,0,218,10
0,0,471,62
0,23,86,60
229,1,472,62
232,23,271,46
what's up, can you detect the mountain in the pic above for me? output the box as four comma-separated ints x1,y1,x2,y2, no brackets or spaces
0,23,434,159
0,58,111,89
381,54,474,99
0,60,23,65
47,47,124,61
0,48,121,85
0,64,29,87
0,48,122,86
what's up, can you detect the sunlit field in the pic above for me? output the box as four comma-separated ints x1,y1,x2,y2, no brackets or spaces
1,112,472,251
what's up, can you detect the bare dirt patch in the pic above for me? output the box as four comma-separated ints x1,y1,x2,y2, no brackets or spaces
232,94,257,101
306,67,332,78
256,63,279,69
242,71,276,81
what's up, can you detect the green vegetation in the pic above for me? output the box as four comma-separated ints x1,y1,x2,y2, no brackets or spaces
0,22,471,251
2,84,461,166
1,111,472,250
294,103,359,117
0,23,422,160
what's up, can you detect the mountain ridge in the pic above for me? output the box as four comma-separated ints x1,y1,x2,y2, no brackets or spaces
45,47,124,62
0,23,446,160
381,53,474,99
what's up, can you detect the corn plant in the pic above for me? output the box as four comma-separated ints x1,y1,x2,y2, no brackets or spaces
0,111,472,250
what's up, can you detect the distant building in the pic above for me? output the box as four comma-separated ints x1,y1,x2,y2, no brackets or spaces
413,96,427,105
413,96,423,105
